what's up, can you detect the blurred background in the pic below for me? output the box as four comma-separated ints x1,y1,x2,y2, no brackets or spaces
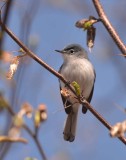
0,0,126,159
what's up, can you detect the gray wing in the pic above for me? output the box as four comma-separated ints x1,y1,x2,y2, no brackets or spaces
59,65,72,114
82,69,96,114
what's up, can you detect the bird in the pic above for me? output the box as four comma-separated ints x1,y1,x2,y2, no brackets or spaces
55,44,96,142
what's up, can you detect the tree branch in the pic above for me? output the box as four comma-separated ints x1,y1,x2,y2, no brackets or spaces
0,21,125,145
82,100,126,144
92,0,126,55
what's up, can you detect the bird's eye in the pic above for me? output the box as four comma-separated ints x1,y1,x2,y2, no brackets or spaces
70,49,74,54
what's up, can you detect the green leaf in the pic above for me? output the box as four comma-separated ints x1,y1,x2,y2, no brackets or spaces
83,21,92,30
71,81,81,96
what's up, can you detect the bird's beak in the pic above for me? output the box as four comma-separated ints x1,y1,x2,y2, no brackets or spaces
55,50,66,54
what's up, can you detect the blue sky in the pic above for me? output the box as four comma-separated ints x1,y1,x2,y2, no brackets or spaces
1,0,126,160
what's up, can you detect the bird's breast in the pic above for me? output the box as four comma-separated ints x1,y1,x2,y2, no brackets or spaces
60,58,95,99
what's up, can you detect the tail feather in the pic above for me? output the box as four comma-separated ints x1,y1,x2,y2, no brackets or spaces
63,109,79,142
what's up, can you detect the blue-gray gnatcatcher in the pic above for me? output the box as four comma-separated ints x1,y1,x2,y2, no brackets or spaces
55,44,96,142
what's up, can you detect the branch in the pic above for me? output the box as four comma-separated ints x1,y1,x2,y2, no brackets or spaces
0,94,47,160
2,0,13,26
0,136,27,144
23,125,47,160
0,0,13,54
82,100,126,144
92,0,126,56
0,21,125,145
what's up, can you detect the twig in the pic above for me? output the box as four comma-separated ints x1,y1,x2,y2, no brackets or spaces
0,0,13,54
23,125,47,160
0,21,125,145
33,135,47,160
92,0,126,55
0,94,47,160
0,136,27,144
2,0,13,25
82,100,126,145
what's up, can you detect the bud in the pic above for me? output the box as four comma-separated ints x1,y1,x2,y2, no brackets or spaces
34,104,47,128
34,110,41,128
38,104,47,122
19,48,25,53
21,102,33,118
13,115,24,128
75,19,89,28
75,16,98,30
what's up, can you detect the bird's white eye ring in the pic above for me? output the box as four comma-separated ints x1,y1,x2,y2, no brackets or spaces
70,49,74,54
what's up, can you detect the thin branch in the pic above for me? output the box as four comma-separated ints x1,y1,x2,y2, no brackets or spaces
82,100,126,144
0,94,47,160
0,21,126,145
92,0,126,55
2,0,13,25
0,0,13,53
33,135,47,160
23,125,47,160
0,136,27,144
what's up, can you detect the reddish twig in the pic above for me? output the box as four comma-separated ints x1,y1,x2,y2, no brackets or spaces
0,21,126,145
82,100,126,144
92,0,126,56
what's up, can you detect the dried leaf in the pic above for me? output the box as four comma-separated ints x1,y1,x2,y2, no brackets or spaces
87,26,96,51
110,120,126,137
6,56,19,79
60,88,70,98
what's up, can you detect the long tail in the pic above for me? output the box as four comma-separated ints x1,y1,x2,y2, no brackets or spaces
63,106,79,142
